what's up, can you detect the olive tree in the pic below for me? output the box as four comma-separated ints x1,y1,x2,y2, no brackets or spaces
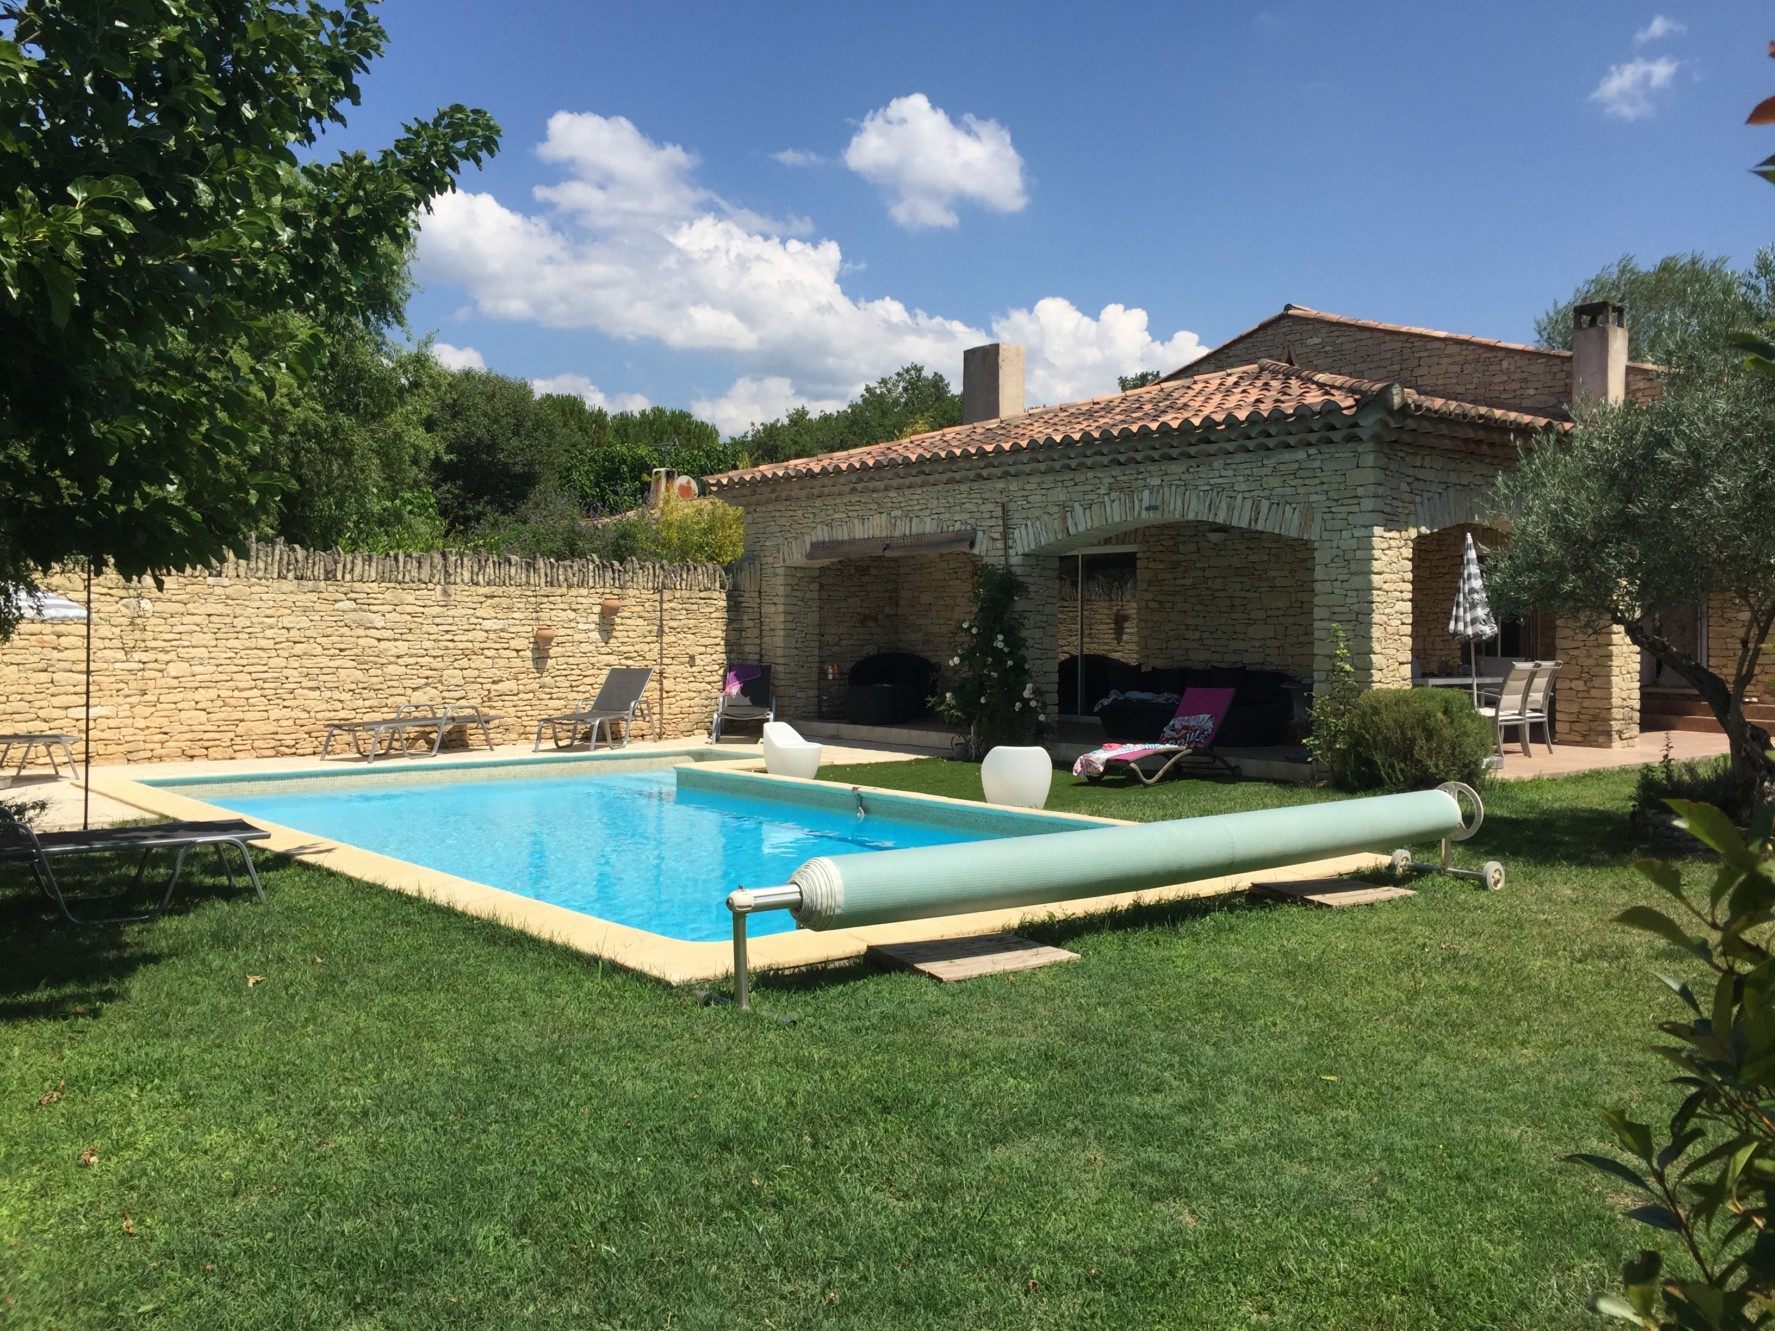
0,0,498,636
1488,370,1775,812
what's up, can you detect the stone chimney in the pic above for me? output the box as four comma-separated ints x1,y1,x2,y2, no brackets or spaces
1571,300,1627,408
962,343,1025,424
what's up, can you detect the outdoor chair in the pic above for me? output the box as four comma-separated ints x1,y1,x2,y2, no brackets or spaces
711,664,775,742
321,703,502,762
1475,660,1540,758
1070,687,1240,786
0,732,77,782
761,721,822,778
1516,659,1563,754
0,807,270,925
533,668,655,751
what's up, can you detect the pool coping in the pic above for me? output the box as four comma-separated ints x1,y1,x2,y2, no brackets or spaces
80,750,1386,986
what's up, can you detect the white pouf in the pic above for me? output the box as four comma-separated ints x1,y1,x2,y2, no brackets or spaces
980,745,1053,809
761,721,822,779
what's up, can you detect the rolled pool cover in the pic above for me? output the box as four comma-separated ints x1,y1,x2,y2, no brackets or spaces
788,788,1463,930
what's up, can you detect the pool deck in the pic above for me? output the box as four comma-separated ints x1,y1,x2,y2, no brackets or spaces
20,735,1394,988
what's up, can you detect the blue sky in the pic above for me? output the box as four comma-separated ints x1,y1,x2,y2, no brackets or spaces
328,1,1775,432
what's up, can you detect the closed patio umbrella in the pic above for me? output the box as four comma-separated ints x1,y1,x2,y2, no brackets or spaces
1447,532,1498,704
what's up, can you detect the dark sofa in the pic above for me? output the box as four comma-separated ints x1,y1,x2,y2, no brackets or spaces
1095,665,1298,747
844,652,938,726
1057,654,1141,715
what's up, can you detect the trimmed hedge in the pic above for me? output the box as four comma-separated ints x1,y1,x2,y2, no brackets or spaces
1332,688,1495,792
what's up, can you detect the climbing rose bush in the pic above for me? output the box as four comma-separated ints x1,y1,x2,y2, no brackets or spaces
934,564,1047,757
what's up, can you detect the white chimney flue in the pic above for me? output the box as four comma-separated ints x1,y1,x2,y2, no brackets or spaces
1571,300,1627,409
962,343,1026,425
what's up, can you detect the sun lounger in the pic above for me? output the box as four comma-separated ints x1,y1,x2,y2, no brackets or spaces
0,732,77,781
533,667,655,750
0,807,271,924
320,704,501,762
711,664,775,742
1071,687,1239,785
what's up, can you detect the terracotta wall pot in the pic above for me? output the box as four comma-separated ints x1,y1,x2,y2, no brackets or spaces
600,596,622,617
532,625,556,649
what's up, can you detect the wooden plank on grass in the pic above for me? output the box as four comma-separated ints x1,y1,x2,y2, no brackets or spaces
1247,879,1416,909
865,932,1080,983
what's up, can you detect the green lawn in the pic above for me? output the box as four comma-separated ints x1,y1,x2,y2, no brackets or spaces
1,764,1694,1329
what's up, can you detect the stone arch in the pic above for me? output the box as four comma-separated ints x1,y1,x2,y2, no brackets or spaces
1011,482,1322,558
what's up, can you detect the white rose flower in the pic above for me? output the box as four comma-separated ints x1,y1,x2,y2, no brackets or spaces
1014,701,1022,711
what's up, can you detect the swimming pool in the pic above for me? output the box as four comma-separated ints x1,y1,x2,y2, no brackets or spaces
170,763,1075,943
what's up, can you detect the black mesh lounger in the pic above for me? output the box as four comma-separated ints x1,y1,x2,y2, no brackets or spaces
532,668,655,751
711,664,775,742
320,704,502,762
0,732,77,781
0,809,271,925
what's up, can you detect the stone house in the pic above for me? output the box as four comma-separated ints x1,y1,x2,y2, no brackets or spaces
709,302,1745,748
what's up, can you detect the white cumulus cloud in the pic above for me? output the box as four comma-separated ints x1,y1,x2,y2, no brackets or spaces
842,93,1027,230
992,300,1204,404
1633,15,1684,44
530,372,651,413
772,148,823,167
417,110,1200,435
692,376,850,436
1591,57,1679,120
431,341,485,371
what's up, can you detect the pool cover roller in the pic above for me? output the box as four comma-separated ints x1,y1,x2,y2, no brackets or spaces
777,787,1469,930
725,785,1495,1008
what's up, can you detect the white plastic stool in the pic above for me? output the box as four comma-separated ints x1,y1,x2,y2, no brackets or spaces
980,745,1053,809
761,722,822,779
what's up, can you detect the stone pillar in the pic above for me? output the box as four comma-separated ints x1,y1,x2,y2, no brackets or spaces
1313,527,1413,688
1554,617,1638,747
1011,554,1060,727
759,559,821,722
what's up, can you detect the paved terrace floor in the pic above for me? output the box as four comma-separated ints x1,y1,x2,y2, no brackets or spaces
6,726,1732,833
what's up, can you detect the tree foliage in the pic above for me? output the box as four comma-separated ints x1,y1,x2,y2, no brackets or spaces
1574,802,1775,1330
729,364,961,464
1118,370,1162,391
1487,372,1775,811
0,0,498,635
1535,251,1774,372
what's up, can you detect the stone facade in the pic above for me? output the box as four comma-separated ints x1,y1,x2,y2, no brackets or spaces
1056,566,1139,663
724,428,1538,731
2,544,731,764
1185,308,1662,415
1551,618,1639,747
812,552,976,677
1136,526,1313,675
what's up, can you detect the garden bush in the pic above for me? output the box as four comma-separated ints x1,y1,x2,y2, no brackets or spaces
1332,687,1495,792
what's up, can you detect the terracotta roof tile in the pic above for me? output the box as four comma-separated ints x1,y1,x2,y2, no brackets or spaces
707,360,1561,491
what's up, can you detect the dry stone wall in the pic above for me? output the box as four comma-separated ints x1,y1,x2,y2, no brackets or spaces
2,544,731,764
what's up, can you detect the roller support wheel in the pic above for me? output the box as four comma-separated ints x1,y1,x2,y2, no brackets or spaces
1390,848,1414,876
1482,861,1506,892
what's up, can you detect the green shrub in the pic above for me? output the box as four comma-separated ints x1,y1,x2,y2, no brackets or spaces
1635,750,1739,819
1305,623,1360,776
1333,688,1495,792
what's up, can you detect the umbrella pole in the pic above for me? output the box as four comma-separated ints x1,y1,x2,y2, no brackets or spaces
1470,640,1478,707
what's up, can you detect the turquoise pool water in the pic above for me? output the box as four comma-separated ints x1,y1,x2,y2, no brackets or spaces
193,768,1039,943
